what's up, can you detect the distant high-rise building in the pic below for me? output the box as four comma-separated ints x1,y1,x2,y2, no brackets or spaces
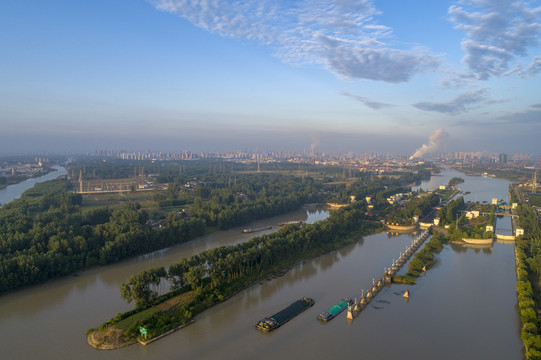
499,153,508,164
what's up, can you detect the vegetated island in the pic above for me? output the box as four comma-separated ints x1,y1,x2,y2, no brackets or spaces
448,177,465,186
87,202,381,349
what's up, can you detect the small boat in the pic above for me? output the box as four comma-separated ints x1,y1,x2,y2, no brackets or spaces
317,298,354,322
256,297,314,332
242,226,272,233
278,220,304,226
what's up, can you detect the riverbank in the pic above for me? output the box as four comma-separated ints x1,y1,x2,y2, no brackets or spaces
87,329,137,350
0,168,55,190
385,224,418,231
461,237,493,245
0,166,63,206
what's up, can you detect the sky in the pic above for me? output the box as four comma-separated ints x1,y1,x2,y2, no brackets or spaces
1,0,540,156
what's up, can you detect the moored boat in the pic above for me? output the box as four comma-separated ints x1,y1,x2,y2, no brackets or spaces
317,298,354,322
256,297,314,332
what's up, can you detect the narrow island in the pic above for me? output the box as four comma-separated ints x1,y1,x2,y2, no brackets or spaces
87,203,381,348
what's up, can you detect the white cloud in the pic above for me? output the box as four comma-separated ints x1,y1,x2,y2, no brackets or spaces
149,0,440,82
412,88,500,115
448,0,541,80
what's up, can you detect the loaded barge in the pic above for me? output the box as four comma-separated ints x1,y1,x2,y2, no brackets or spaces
317,298,354,322
256,297,314,332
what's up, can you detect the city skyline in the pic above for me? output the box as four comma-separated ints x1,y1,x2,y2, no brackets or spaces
1,0,540,155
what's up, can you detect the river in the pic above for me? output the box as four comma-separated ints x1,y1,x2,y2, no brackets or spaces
0,165,67,206
0,167,523,359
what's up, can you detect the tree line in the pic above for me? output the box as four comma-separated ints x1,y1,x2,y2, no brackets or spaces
0,173,323,293
115,202,377,339
514,204,541,359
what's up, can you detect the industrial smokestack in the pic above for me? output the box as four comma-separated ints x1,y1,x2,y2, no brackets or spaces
409,128,448,160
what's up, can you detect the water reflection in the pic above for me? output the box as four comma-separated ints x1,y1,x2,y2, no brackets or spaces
386,230,419,238
450,242,493,254
257,242,353,300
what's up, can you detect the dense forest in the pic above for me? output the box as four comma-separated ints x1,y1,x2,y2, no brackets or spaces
0,172,323,293
0,159,433,294
154,172,323,229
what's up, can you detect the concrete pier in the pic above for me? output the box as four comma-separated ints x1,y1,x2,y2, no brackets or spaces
349,226,432,320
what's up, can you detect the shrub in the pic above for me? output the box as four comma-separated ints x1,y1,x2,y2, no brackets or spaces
392,275,416,284
524,322,539,334
521,307,538,325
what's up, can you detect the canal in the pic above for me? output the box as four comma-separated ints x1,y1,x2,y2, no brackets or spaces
0,165,67,206
0,167,523,359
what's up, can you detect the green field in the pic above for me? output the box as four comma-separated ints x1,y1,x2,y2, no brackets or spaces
81,190,162,213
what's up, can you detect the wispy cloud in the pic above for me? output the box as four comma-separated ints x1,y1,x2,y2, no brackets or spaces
448,0,541,80
510,56,541,78
340,90,393,110
497,103,541,124
412,88,502,115
149,0,440,83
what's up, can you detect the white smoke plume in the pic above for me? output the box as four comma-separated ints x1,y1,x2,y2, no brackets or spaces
309,133,320,155
409,129,448,160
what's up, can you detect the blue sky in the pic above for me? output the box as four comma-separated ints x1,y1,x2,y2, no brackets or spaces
1,0,540,156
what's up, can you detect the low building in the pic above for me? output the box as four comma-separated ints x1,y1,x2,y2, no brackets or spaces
465,210,480,219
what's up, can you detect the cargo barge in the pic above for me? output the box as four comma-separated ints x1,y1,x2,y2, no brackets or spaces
317,298,354,322
256,297,314,332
